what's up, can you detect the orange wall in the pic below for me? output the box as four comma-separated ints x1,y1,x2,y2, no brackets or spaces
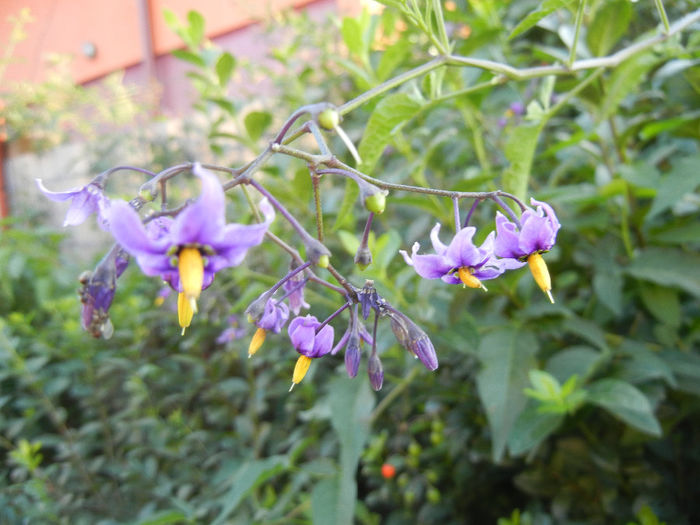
1,0,322,84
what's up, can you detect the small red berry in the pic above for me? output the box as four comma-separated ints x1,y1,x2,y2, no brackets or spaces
381,463,396,479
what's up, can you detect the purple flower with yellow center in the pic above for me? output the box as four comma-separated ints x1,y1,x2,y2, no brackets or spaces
494,198,560,302
400,223,517,292
247,299,290,357
107,163,274,334
36,179,110,229
288,315,334,390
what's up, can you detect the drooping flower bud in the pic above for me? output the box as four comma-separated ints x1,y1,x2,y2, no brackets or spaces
386,309,438,371
344,332,361,378
79,247,129,339
368,351,384,391
354,244,373,270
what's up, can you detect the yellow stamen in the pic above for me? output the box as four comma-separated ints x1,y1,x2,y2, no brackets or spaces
177,292,194,335
178,247,204,314
290,355,312,391
458,267,488,292
527,253,554,303
248,327,266,358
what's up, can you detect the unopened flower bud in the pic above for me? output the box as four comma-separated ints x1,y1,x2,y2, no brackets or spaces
244,291,271,324
364,191,387,214
138,183,158,202
344,332,361,378
354,244,372,270
317,107,341,130
304,237,331,267
368,351,384,391
387,310,438,371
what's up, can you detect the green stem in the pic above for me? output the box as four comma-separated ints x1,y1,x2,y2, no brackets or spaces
654,0,671,33
312,172,324,241
338,56,447,115
370,366,420,424
569,0,587,67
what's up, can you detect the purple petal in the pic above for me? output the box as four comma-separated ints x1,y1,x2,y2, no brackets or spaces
64,191,98,226
412,253,454,279
493,212,523,259
171,165,226,245
429,223,448,254
289,315,319,354
445,226,482,268
311,324,335,358
36,179,81,202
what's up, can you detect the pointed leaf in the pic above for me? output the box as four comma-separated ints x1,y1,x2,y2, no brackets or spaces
587,0,633,56
215,52,236,87
476,328,538,462
508,0,576,40
587,379,661,436
358,93,422,173
508,402,564,456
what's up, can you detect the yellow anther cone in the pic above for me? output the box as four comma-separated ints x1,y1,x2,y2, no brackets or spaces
290,355,312,391
248,327,266,358
178,247,204,313
527,253,554,303
458,267,488,292
177,292,194,335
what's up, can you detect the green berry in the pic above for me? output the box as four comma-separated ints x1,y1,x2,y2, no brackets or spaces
318,108,340,130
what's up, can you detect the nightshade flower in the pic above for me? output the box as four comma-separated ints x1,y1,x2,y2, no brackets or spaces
79,248,129,339
288,315,334,390
248,299,290,357
107,163,274,333
217,315,246,345
37,179,110,229
400,223,517,291
494,198,560,302
283,269,310,315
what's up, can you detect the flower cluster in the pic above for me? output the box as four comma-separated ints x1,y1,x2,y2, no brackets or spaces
401,198,560,302
39,147,560,393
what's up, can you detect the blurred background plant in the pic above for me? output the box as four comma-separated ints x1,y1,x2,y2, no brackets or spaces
1,0,699,524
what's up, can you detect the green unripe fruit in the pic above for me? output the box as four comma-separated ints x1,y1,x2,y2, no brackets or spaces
317,108,340,130
317,254,330,269
427,487,441,504
354,246,372,270
364,192,386,214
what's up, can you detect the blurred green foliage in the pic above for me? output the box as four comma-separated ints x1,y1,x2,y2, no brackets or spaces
2,1,700,524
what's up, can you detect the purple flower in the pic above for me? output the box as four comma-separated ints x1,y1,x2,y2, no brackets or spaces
106,163,274,330
288,315,335,358
79,249,129,339
283,269,310,315
257,299,289,333
387,309,438,371
509,101,525,115
368,351,384,391
400,223,517,290
37,179,110,229
494,198,560,302
217,316,246,344
494,198,560,260
288,314,335,390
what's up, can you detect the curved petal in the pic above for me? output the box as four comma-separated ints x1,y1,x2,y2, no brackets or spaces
445,226,481,268
36,179,81,202
411,253,453,279
171,164,226,245
493,212,523,259
108,200,170,258
63,191,97,226
518,213,550,254
289,315,319,354
311,324,335,358
429,222,448,254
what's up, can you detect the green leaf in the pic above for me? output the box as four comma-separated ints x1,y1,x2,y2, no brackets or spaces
639,284,681,328
660,350,700,395
502,122,544,201
358,93,422,173
587,379,661,436
617,342,677,387
546,345,602,383
312,477,342,525
171,49,206,68
599,53,656,120
373,229,401,271
341,17,364,58
376,39,411,81
211,455,287,525
508,402,564,456
476,328,538,462
332,178,359,231
337,230,360,255
646,154,700,222
325,376,375,525
587,0,633,56
626,247,700,298
215,52,236,86
243,111,272,142
186,10,205,48
508,0,576,40
640,110,700,141
136,510,188,525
